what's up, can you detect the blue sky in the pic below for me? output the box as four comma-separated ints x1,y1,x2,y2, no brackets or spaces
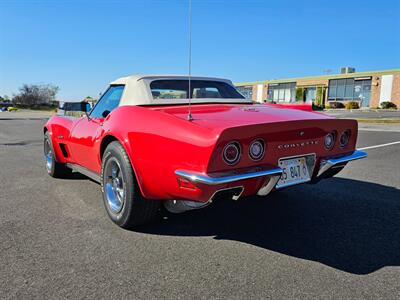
1,0,399,100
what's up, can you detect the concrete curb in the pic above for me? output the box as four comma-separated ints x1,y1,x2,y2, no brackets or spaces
356,119,400,124
324,109,399,112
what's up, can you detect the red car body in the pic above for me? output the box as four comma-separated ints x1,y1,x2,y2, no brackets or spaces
45,103,363,200
44,75,366,225
264,102,314,111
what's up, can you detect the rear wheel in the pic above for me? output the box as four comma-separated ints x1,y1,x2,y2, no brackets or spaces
44,132,71,178
101,141,160,228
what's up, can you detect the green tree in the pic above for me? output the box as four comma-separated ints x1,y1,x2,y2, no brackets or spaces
296,87,304,102
84,96,94,101
12,84,59,107
315,86,325,108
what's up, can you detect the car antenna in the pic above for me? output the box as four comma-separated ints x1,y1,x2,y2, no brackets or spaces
187,0,193,121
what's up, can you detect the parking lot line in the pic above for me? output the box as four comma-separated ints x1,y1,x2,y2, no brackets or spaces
358,141,400,151
359,128,400,133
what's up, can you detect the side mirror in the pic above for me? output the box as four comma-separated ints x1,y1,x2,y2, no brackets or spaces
102,110,110,118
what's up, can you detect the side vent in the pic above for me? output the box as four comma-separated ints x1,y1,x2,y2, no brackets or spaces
59,143,69,158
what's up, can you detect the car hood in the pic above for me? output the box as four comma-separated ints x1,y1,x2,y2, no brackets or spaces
151,104,332,131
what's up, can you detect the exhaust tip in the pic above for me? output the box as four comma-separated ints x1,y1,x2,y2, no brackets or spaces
211,186,244,202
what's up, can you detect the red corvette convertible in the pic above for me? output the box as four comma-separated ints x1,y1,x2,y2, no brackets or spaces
44,75,367,227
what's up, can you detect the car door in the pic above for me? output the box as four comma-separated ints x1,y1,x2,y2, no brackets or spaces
68,85,124,173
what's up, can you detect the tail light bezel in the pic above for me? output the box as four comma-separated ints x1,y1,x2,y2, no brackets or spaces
248,138,266,161
222,141,241,165
340,130,351,148
324,131,336,150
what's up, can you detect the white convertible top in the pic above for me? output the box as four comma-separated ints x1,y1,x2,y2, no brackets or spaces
110,74,252,106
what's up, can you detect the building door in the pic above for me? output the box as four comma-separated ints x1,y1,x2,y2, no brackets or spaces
304,87,316,103
354,79,371,107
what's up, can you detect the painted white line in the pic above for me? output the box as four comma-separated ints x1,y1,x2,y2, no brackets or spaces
358,141,400,151
359,128,400,133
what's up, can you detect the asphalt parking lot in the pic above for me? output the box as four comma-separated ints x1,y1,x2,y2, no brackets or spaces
1,116,399,299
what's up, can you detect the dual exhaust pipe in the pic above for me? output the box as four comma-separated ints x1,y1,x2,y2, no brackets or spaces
164,186,244,214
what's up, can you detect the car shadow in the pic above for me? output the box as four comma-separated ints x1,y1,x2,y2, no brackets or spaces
138,177,400,275
60,171,99,184
67,172,89,180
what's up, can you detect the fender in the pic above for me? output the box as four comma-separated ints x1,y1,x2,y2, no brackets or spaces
99,132,148,198
101,106,220,200
43,121,72,164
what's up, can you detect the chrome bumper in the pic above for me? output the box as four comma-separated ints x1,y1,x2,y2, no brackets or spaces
317,150,368,177
175,167,283,186
175,150,367,198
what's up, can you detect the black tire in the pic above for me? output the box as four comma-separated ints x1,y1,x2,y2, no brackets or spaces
44,132,72,178
101,141,160,228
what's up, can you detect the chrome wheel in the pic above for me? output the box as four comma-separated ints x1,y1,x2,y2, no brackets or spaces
104,158,125,214
101,141,161,227
44,139,53,172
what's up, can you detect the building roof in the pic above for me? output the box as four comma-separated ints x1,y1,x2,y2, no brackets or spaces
235,68,400,86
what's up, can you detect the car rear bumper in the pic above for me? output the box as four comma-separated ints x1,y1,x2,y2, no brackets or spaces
317,150,367,177
175,167,283,185
175,150,367,203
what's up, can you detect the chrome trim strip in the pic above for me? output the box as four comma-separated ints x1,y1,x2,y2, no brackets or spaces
66,163,101,183
318,150,367,177
175,168,283,186
208,186,244,202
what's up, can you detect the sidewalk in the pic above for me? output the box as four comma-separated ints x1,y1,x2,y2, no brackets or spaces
358,123,400,132
0,109,55,120
324,109,400,122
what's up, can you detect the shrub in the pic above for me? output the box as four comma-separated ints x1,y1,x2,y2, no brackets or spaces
380,101,397,109
312,103,324,111
315,86,325,108
295,87,304,102
345,101,360,109
328,101,345,109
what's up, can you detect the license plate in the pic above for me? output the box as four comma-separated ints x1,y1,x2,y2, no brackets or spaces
276,156,311,188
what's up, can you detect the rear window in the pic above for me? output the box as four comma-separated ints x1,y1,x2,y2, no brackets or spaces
150,80,245,100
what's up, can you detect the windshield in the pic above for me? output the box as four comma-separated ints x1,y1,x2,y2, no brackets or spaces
150,80,245,100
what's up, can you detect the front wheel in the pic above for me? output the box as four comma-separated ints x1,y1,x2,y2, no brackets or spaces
44,132,71,178
101,141,160,228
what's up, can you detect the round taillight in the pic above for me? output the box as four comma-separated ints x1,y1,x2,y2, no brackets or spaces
223,142,241,165
249,139,265,161
340,130,350,148
324,132,335,150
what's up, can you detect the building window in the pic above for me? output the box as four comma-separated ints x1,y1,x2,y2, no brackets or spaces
267,82,296,103
304,87,316,103
328,78,371,106
236,86,253,100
